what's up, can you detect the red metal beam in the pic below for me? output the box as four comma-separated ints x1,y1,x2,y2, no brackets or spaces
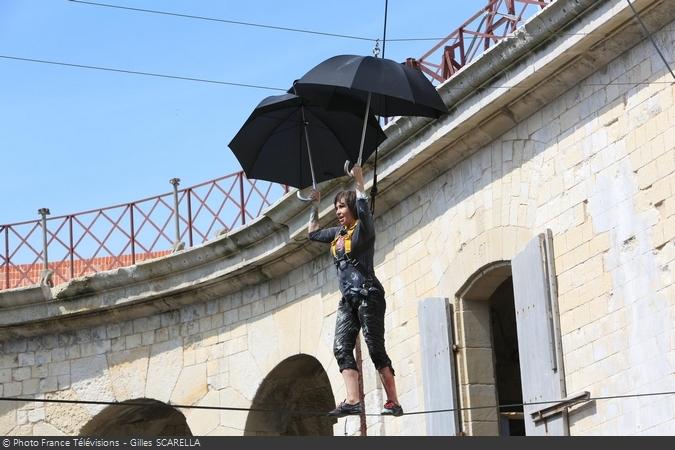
414,0,553,84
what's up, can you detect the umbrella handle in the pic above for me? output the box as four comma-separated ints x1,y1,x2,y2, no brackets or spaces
296,190,313,202
344,160,353,177
344,92,371,178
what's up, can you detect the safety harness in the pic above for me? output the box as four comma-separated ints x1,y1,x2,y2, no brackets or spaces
331,221,376,298
331,221,359,268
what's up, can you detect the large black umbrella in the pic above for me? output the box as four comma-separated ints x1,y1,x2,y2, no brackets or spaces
294,54,448,119
227,93,386,195
294,54,447,169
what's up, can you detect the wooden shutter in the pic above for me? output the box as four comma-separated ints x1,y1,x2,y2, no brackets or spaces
511,230,567,435
418,297,460,436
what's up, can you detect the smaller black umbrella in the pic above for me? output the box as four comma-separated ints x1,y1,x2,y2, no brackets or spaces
294,54,448,171
227,93,386,196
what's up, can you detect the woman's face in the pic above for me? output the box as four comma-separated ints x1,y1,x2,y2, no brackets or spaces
335,199,355,227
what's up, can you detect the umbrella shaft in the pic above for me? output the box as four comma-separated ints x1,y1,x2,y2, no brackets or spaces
357,92,372,166
300,105,317,189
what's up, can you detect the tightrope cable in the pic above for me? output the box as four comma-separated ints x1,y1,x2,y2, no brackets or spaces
1,390,674,418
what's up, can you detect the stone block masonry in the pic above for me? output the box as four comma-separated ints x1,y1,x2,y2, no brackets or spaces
1,0,674,436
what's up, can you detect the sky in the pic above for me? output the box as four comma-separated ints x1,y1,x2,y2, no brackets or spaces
1,0,509,225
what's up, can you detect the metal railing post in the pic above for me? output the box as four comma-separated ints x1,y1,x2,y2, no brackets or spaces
169,178,185,252
69,215,74,279
3,226,9,290
239,173,246,226
38,208,54,287
186,188,194,247
129,203,136,264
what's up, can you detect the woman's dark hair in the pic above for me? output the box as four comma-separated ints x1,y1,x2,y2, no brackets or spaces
333,190,357,220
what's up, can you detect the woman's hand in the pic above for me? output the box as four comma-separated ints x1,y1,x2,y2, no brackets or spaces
308,189,321,233
350,164,363,182
351,164,365,196
309,189,321,203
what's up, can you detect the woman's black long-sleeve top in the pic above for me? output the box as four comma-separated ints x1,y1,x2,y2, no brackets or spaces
308,196,383,297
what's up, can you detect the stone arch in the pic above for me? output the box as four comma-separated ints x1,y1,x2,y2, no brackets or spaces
455,261,525,436
244,354,336,436
79,398,192,436
443,226,532,299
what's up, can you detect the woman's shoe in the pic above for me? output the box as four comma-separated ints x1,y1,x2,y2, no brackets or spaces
328,400,362,418
381,400,403,417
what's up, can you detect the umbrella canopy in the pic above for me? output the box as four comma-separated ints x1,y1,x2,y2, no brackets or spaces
293,54,448,119
227,93,387,190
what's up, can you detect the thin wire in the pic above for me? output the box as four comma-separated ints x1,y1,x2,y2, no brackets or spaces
67,0,375,42
0,55,286,92
1,390,674,418
391,390,675,417
381,1,388,59
369,0,388,216
66,0,675,43
0,396,325,418
626,0,675,80
6,0,674,93
1,51,672,102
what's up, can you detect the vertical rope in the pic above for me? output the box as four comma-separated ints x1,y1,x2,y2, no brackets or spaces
355,338,367,435
370,0,388,215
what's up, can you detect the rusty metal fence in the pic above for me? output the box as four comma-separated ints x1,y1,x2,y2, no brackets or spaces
1,172,288,290
1,0,554,291
406,0,552,82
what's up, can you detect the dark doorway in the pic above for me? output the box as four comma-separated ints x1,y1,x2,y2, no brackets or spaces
489,278,525,436
80,398,192,436
245,354,336,436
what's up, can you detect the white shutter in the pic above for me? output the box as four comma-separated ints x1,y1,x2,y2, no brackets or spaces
511,230,567,435
418,297,460,436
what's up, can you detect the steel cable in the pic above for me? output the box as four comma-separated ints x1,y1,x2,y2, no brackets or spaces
1,390,674,418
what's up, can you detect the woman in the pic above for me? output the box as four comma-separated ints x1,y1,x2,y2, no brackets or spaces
308,164,403,418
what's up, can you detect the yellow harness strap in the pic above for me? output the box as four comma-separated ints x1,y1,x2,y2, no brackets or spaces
331,221,358,258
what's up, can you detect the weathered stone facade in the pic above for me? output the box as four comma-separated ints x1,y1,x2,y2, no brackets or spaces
1,0,674,436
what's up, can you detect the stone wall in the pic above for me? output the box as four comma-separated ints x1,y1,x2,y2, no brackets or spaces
362,5,675,434
0,253,344,435
1,0,674,436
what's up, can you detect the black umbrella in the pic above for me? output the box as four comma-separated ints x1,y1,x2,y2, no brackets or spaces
294,54,447,170
227,93,386,197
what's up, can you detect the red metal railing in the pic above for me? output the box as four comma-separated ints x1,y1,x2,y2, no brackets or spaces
406,0,553,82
1,172,288,290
